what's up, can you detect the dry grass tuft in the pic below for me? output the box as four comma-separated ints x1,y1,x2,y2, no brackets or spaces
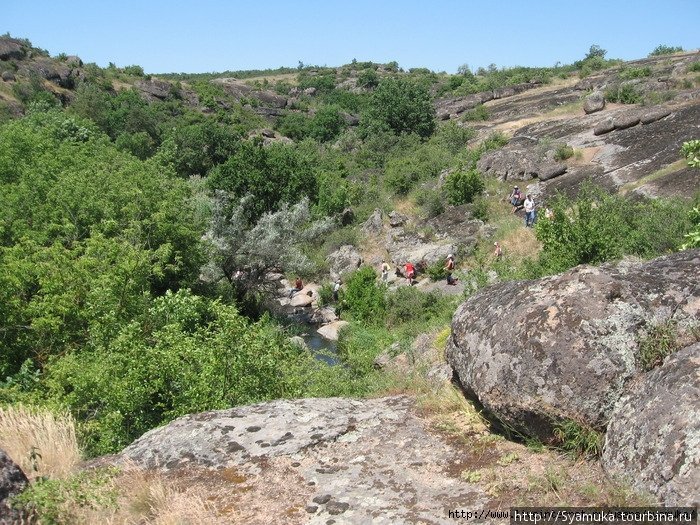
0,404,81,480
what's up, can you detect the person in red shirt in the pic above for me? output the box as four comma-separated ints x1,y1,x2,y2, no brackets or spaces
404,262,415,286
289,277,304,298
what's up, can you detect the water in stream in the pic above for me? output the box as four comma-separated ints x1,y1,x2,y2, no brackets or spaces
300,331,340,366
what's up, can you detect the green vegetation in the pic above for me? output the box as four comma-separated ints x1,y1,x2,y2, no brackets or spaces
530,185,694,276
604,83,642,104
618,66,651,80
553,144,574,161
444,168,485,205
649,44,684,56
553,419,603,459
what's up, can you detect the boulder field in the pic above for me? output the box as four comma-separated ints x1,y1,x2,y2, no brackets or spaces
446,249,700,504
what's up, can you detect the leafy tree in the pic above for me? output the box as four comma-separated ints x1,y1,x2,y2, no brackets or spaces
161,121,241,177
361,77,436,138
308,105,347,142
203,194,333,308
207,140,318,221
585,44,607,60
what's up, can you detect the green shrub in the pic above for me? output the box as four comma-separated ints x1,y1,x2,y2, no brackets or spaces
12,468,118,524
426,260,448,281
618,67,651,80
553,144,574,161
688,62,700,73
482,131,509,150
649,44,683,56
444,168,485,205
340,267,386,324
315,171,350,216
357,68,379,89
317,282,334,307
432,120,476,154
531,184,692,276
681,139,700,168
385,286,454,328
471,196,490,221
416,188,444,218
461,104,489,122
605,84,642,104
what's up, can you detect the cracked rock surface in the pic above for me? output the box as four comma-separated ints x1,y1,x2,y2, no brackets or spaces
116,396,486,524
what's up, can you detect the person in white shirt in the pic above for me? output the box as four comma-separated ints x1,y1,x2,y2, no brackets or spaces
524,195,536,227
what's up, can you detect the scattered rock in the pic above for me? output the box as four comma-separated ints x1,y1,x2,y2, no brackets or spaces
388,211,407,227
135,78,173,100
583,91,606,114
602,343,700,506
260,128,275,138
0,449,30,524
317,321,349,341
326,500,350,515
0,37,25,61
290,292,314,307
327,245,362,280
640,107,672,125
446,250,700,441
289,336,309,350
0,71,15,82
612,111,641,130
361,209,384,236
312,494,332,505
593,117,615,136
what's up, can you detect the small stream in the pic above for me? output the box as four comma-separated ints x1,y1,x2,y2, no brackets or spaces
300,331,340,366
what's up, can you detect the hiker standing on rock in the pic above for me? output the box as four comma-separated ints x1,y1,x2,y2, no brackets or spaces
524,194,536,227
445,254,457,285
404,262,415,286
333,278,341,302
381,260,391,284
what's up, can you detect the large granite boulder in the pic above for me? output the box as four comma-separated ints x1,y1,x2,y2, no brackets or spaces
0,449,29,524
361,208,384,236
446,250,700,441
602,343,700,506
114,397,486,523
327,245,362,280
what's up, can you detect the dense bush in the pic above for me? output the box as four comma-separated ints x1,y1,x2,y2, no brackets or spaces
444,168,485,205
649,45,683,56
340,267,386,324
530,185,693,275
605,84,642,104
384,142,452,195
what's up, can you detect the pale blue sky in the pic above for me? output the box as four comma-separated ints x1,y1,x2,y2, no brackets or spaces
5,0,699,74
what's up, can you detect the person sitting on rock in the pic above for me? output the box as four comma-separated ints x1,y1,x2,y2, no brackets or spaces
404,262,416,286
445,254,457,285
289,276,304,298
544,206,554,220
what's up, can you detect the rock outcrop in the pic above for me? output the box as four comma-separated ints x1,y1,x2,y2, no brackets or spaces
212,78,287,108
327,245,362,279
602,343,700,506
0,449,29,525
583,91,605,114
477,144,567,182
115,397,487,524
446,250,700,441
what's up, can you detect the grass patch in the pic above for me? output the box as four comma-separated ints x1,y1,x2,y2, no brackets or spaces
553,419,602,459
619,159,687,195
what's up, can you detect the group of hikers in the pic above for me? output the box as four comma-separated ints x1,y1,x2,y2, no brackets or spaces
290,185,554,297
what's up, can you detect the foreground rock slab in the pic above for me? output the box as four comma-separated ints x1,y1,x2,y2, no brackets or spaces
116,397,486,524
